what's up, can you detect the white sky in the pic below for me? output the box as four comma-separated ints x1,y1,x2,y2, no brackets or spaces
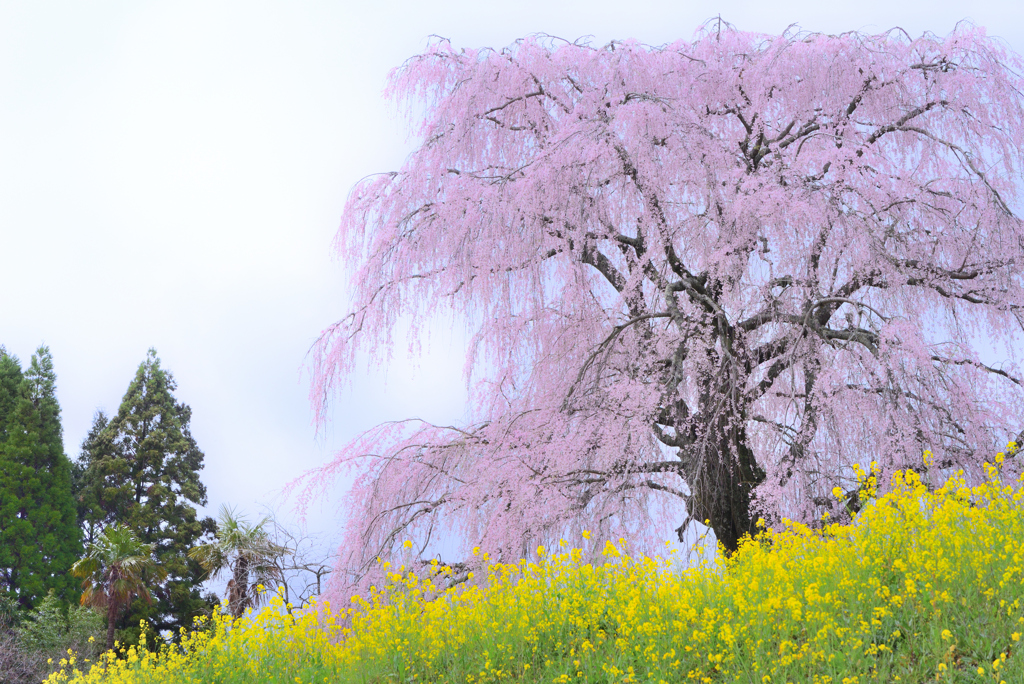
1,0,1022,571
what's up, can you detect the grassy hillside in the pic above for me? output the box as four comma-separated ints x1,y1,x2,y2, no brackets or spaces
44,451,1024,684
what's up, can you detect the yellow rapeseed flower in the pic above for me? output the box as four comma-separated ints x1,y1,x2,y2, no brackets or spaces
41,456,1024,684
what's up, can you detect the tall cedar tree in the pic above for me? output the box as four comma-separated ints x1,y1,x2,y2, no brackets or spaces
74,349,216,644
0,348,21,440
72,411,112,546
0,346,81,610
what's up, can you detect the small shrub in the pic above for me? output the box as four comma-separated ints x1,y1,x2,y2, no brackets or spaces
0,591,104,684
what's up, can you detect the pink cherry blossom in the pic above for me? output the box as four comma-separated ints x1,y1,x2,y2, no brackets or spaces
307,22,1024,600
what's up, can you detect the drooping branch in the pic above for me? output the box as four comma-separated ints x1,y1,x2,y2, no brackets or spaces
312,26,1024,599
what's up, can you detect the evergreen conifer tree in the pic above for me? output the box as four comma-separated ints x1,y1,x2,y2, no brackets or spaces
71,412,114,546
75,349,216,643
0,348,23,442
0,346,81,610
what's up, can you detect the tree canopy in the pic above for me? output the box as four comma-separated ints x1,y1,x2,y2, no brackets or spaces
311,24,1024,596
188,505,287,618
71,523,165,651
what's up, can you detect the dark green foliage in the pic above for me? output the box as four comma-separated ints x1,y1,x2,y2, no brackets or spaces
73,349,217,644
72,411,113,546
0,346,82,610
0,348,22,441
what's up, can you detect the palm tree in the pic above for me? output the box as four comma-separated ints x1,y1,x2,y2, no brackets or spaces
188,505,288,618
70,524,166,651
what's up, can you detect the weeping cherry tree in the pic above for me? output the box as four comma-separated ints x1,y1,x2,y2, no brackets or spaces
308,22,1024,596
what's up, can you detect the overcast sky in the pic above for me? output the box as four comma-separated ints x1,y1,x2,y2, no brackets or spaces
1,0,1022,573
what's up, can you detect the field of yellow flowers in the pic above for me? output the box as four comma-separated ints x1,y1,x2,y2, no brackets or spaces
45,452,1024,684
